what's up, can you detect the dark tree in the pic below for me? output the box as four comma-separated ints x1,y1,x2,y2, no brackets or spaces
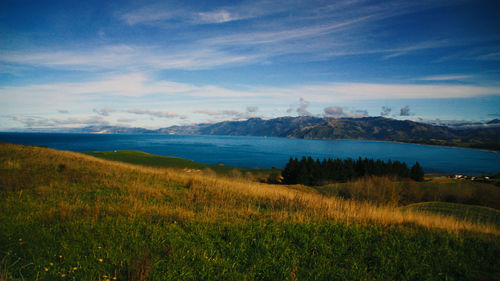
410,162,424,182
281,156,423,185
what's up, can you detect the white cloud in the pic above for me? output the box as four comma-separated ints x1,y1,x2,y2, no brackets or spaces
0,45,258,71
120,7,181,26
125,109,187,119
382,40,452,59
11,115,110,128
2,74,499,118
296,98,311,116
193,109,218,116
194,108,260,121
475,52,500,61
324,106,368,118
324,106,344,117
275,83,500,101
197,10,234,23
93,107,115,116
418,74,472,81
0,2,468,74
246,106,258,113
380,106,392,116
117,118,135,123
120,1,285,26
0,73,199,99
399,105,412,116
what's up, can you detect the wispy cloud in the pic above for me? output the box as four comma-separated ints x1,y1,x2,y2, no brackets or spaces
0,1,469,74
475,52,500,61
399,105,412,116
0,45,258,71
117,118,135,123
324,106,368,118
296,98,312,116
382,40,452,59
418,75,472,81
197,10,236,24
120,1,287,26
246,106,258,113
2,74,499,112
380,106,392,116
11,115,109,128
120,6,182,26
274,83,500,102
93,107,115,116
0,73,199,100
125,109,187,119
194,106,260,121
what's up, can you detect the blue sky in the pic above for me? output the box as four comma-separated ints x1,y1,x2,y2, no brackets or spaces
1,0,499,130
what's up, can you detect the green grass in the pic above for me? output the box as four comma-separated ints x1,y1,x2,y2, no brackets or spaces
315,177,500,210
3,219,499,281
85,150,236,172
401,202,500,227
85,150,280,177
1,143,499,280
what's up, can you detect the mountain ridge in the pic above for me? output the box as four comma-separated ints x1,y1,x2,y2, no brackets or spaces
162,116,500,151
7,116,500,151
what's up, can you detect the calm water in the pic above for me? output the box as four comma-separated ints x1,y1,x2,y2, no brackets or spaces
1,132,499,174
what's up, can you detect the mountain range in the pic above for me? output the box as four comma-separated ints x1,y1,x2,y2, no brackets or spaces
162,116,500,151
22,116,500,151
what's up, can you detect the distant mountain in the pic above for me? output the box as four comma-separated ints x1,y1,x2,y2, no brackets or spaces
164,116,325,137
18,116,498,151
162,116,500,151
71,125,156,134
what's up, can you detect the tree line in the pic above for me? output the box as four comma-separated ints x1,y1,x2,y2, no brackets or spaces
281,156,424,185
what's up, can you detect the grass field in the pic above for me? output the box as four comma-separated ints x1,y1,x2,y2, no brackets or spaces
84,151,238,173
316,176,500,209
1,143,499,280
400,202,500,227
85,150,281,180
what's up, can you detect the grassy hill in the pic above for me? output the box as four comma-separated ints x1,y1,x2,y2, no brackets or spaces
315,175,500,210
400,202,500,227
85,150,240,173
84,150,279,176
1,143,499,280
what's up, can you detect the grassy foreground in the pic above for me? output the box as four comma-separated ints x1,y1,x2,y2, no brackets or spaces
1,143,499,280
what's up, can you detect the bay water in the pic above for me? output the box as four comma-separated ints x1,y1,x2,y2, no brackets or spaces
1,132,499,175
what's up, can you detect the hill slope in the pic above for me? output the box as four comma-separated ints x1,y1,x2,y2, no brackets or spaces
401,202,500,227
1,143,499,280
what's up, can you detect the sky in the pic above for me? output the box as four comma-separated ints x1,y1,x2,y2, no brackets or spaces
1,0,499,130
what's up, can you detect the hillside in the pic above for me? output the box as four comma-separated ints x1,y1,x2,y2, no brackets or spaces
400,202,500,227
164,116,500,151
84,150,280,178
1,143,499,280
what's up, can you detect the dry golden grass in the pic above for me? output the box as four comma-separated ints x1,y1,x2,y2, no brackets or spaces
1,142,498,236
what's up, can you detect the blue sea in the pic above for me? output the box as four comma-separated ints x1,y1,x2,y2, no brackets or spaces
1,132,499,175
